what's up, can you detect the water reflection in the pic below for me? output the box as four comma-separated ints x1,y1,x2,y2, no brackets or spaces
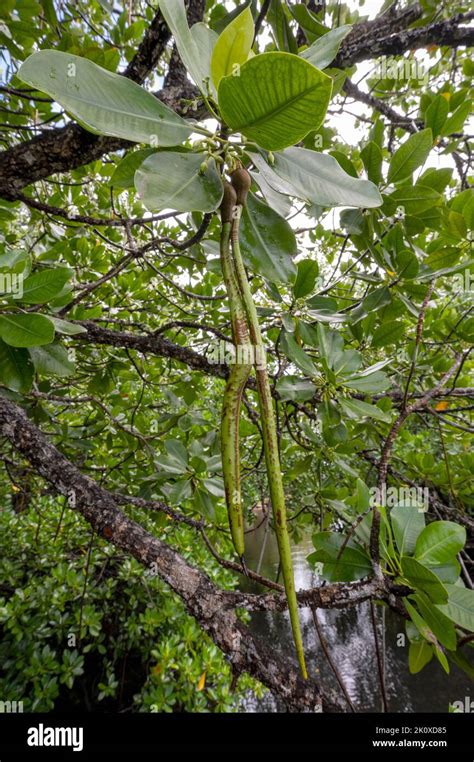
241,516,471,712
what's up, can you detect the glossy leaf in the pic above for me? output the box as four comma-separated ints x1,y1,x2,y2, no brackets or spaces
275,376,316,401
411,593,457,651
342,370,391,394
387,129,432,185
29,343,74,377
218,52,332,151
210,6,253,87
271,147,383,208
436,585,474,632
360,141,383,184
0,339,34,392
414,521,466,566
20,269,71,305
48,317,87,336
110,148,156,190
301,25,352,69
280,330,317,375
401,556,448,604
135,153,223,213
339,397,391,423
425,95,449,139
391,505,426,556
240,193,297,283
293,259,319,299
159,0,217,94
309,531,372,582
0,314,55,348
408,640,433,674
18,50,192,146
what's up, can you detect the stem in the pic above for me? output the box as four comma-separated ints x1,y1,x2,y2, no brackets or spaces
220,221,252,557
230,208,308,679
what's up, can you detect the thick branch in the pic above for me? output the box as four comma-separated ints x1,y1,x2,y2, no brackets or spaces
334,11,474,68
0,2,203,198
0,394,338,712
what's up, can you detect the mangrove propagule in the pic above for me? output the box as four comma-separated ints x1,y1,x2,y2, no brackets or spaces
220,183,252,558
219,171,308,679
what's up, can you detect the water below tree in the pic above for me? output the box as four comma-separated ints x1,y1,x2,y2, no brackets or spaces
240,518,471,713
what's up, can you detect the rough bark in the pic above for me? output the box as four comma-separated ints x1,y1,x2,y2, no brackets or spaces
0,1,203,198
0,394,346,712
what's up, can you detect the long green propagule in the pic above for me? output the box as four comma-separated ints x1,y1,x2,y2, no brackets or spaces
219,182,252,558
228,167,308,680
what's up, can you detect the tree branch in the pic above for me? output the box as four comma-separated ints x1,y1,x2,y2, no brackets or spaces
0,393,342,712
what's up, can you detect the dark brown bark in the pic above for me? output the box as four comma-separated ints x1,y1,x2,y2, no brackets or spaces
0,1,203,199
0,394,348,712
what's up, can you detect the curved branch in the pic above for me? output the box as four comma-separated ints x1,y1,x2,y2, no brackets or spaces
0,394,345,712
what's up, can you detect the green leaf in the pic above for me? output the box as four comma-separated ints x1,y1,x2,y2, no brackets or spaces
310,531,372,582
408,640,433,674
190,23,218,91
218,52,332,151
360,140,383,184
387,129,433,185
0,339,34,392
211,6,253,87
389,185,442,218
240,193,297,283
429,560,461,584
340,208,364,234
289,4,328,41
339,397,391,423
405,599,438,645
276,376,316,401
411,593,457,651
20,269,71,305
361,285,392,313
437,585,474,632
271,147,382,208
343,370,390,394
317,324,343,364
440,101,471,137
110,148,157,190
135,153,223,213
159,0,218,94
449,649,474,680
165,439,189,467
280,330,317,375
395,248,419,279
332,349,362,375
293,259,319,299
251,169,292,218
0,314,55,348
400,556,448,604
18,50,192,146
425,95,449,139
391,505,425,556
372,320,405,347
433,643,450,674
48,317,87,336
414,521,466,566
300,25,352,69
29,343,74,377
